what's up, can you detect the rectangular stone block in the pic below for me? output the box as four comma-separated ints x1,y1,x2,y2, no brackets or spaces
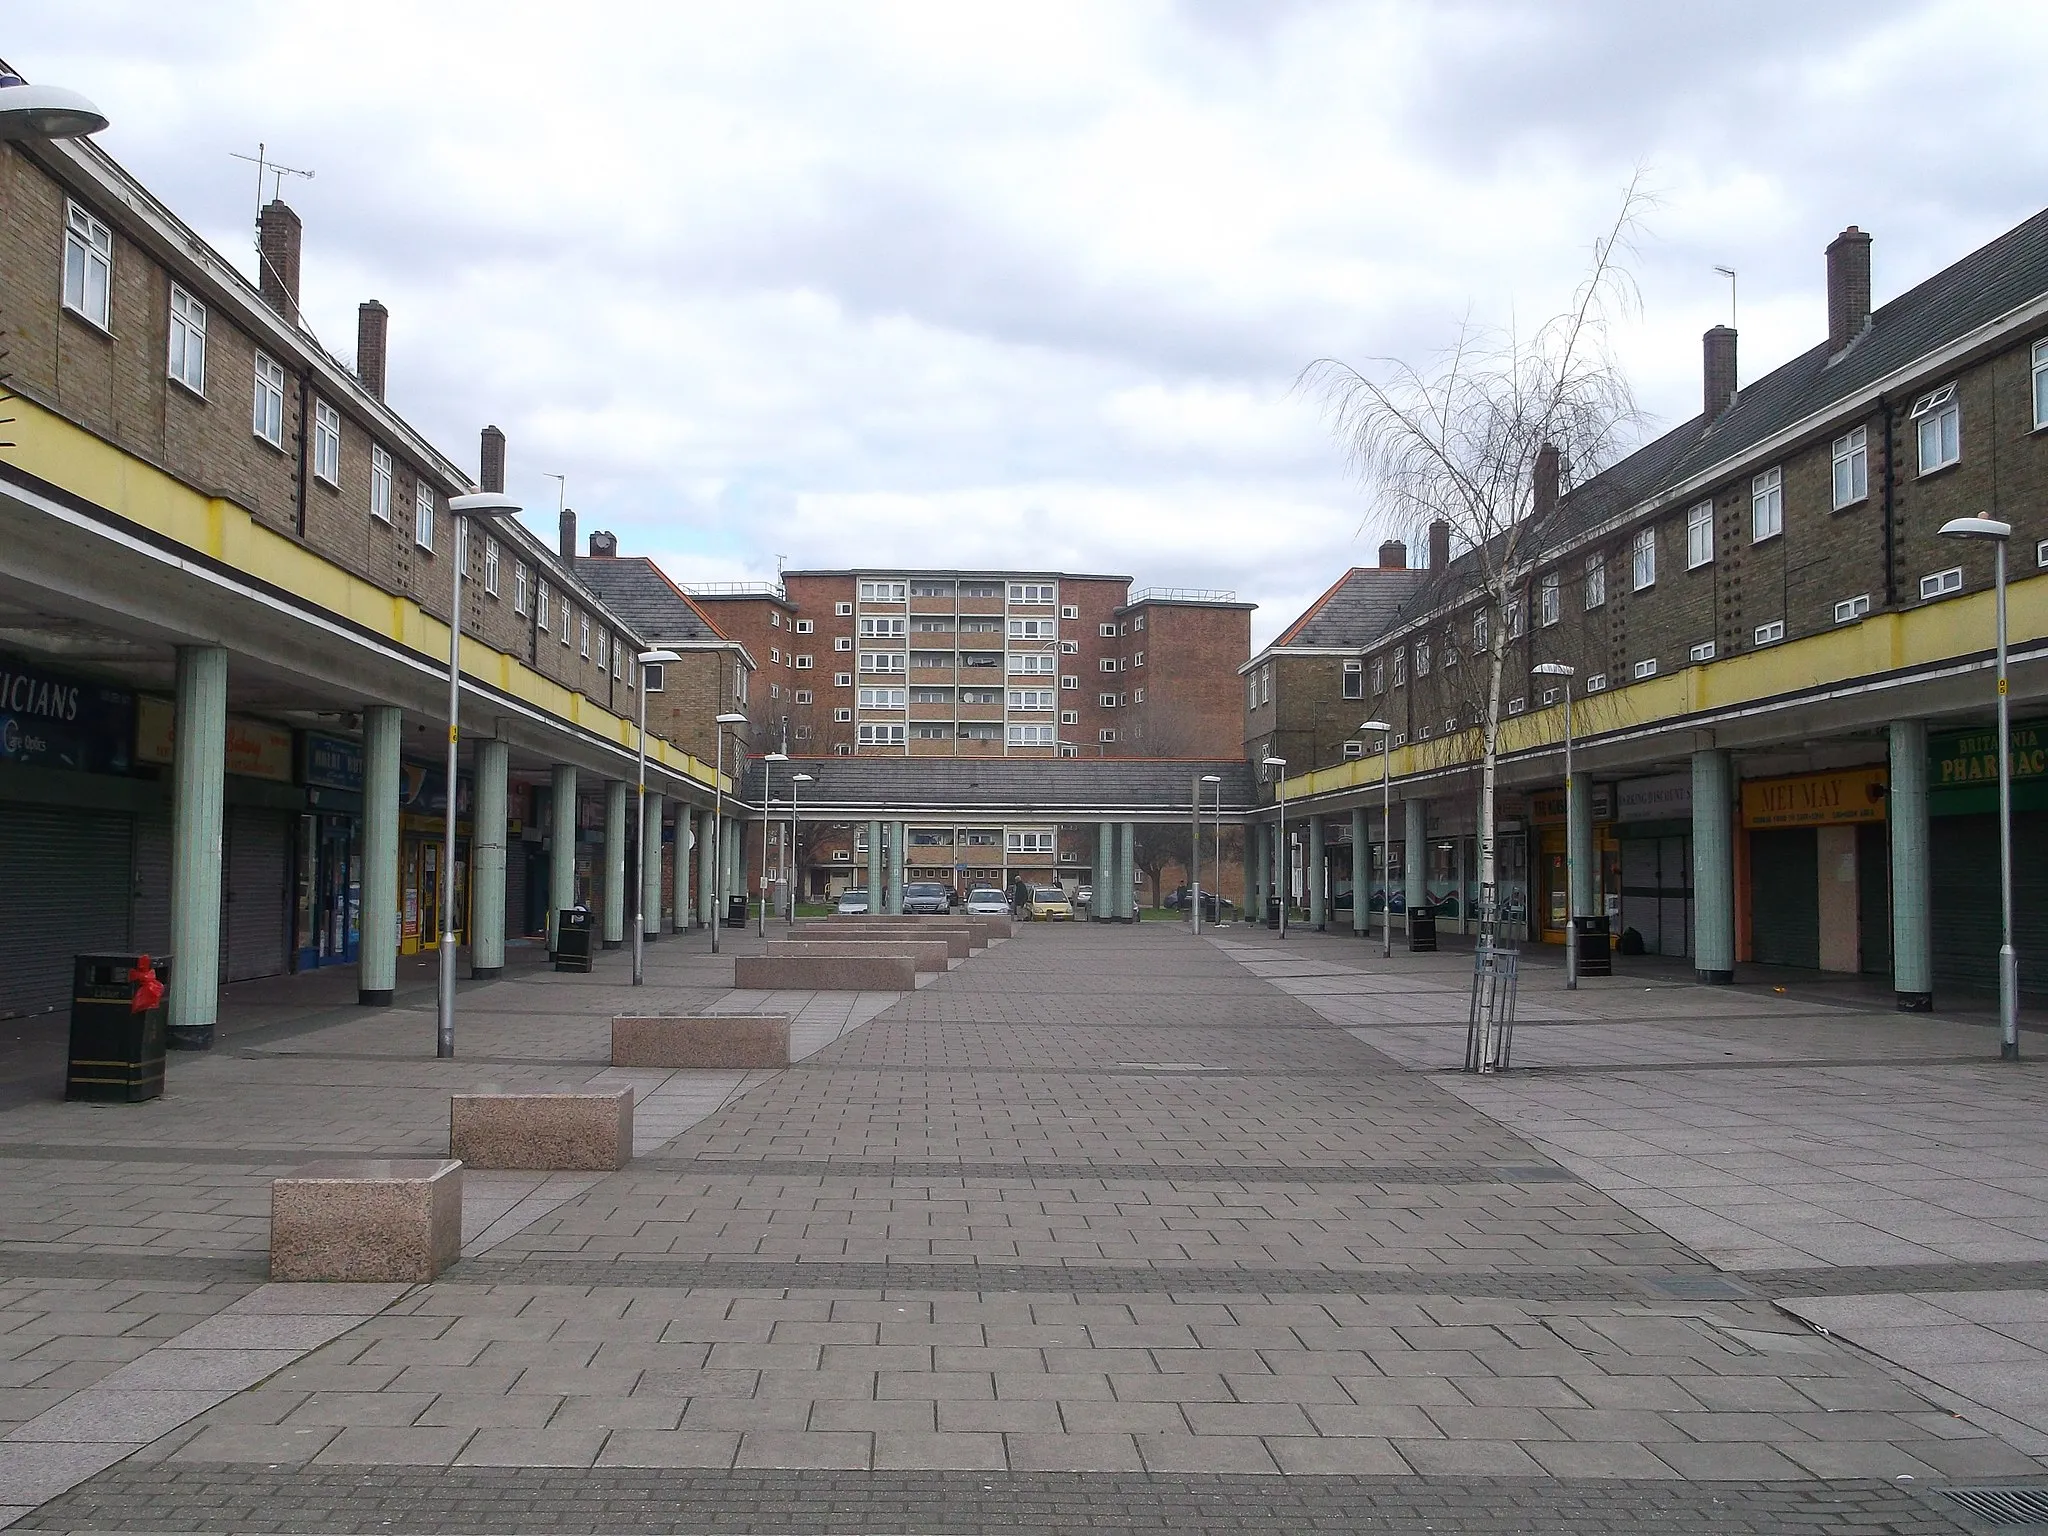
805,922,975,956
968,916,1012,941
612,1014,792,1069
448,1089,634,1171
734,954,917,990
770,938,950,973
270,1160,462,1284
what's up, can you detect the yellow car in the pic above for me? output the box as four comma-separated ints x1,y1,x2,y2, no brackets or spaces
1025,886,1074,921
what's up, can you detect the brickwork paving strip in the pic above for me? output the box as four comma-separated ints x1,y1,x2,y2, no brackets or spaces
15,1465,1977,1534
0,1144,431,1166
628,1158,1581,1183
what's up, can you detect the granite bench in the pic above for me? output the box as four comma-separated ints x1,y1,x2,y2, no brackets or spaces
734,952,917,991
771,937,950,973
804,922,975,957
270,1158,464,1283
448,1088,634,1171
612,1013,792,1069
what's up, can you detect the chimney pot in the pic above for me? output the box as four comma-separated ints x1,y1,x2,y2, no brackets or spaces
588,530,618,558
356,301,388,399
1428,519,1451,572
479,426,506,494
1702,325,1738,418
559,506,577,564
1377,539,1407,570
257,200,302,324
1826,225,1873,354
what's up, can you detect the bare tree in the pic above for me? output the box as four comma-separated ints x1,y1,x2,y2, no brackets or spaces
1132,823,1192,910
1301,179,1649,941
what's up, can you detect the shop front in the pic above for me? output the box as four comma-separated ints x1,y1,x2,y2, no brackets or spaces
1613,773,1689,959
1740,765,1889,973
1929,718,2048,997
1529,782,1616,949
295,733,362,971
398,760,472,956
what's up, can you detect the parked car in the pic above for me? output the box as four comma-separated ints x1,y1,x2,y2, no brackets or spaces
903,881,954,915
964,887,1010,917
1025,886,1075,922
834,890,871,915
1074,884,1093,910
1165,885,1235,921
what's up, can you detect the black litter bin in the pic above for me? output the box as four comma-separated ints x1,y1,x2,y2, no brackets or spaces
1408,909,1438,952
1266,896,1282,930
725,895,749,928
68,953,171,1101
1573,914,1612,978
554,908,593,973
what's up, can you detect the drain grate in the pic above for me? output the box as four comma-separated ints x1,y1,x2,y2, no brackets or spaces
1931,1486,2048,1527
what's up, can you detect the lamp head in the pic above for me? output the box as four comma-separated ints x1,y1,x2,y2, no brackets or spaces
1356,719,1392,733
448,491,521,518
0,76,109,140
1939,516,2013,542
1199,773,1222,783
638,648,681,665
714,712,748,725
792,772,814,783
1261,756,1287,768
1531,662,1575,678
764,752,788,762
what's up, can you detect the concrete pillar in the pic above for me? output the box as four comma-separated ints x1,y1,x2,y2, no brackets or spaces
867,819,883,910
166,645,227,1047
1350,808,1368,936
672,803,690,933
724,816,742,914
1119,822,1137,921
696,808,715,927
887,821,906,913
1272,819,1287,919
1403,798,1426,937
548,765,578,954
359,705,403,1005
641,791,664,940
1568,771,1596,926
1242,824,1257,917
601,781,628,948
1095,824,1112,921
470,738,509,978
1889,720,1933,1009
1252,823,1268,918
1308,818,1327,930
1692,748,1735,983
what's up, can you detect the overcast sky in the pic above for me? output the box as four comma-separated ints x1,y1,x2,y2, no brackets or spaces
11,2,2045,647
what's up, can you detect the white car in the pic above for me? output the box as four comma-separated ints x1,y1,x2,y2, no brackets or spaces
964,887,1009,917
835,890,871,915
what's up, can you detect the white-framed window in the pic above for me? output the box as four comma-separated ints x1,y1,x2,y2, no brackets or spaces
858,686,906,708
1686,501,1713,569
1009,688,1054,709
858,722,907,746
1009,582,1054,604
1009,617,1056,639
834,635,853,651
1060,709,1078,724
1539,571,1560,626
834,707,853,722
560,604,573,645
1832,426,1868,508
1444,716,1458,734
642,660,665,693
859,616,906,637
1913,383,1960,473
1834,593,1872,623
769,611,781,628
1370,658,1385,693
312,399,341,485
1754,620,1785,646
734,663,747,703
369,444,392,523
1133,614,1146,630
1585,673,1607,692
1472,610,1489,651
1751,466,1783,542
1540,687,1559,706
1689,640,1716,662
1920,566,1964,599
1246,675,1257,711
1392,732,1406,747
1008,830,1054,854
1393,648,1407,686
1633,658,1658,680
1009,653,1054,675
1097,657,1119,673
536,579,550,631
413,480,435,551
1061,604,1080,620
769,647,780,664
859,580,906,602
1100,691,1124,708
1342,660,1363,700
2034,340,2048,431
1442,633,1458,668
1342,740,1364,759
167,284,206,393
1414,638,1431,677
595,630,608,670
1061,674,1078,690
1508,601,1525,638
834,671,852,687
860,651,906,673
1507,697,1525,716
795,619,813,633
513,560,529,615
1632,526,1657,589
1059,639,1079,654
1008,723,1056,746
835,601,853,616
795,654,813,670
1098,728,1117,744
253,352,286,448
615,640,626,678
482,536,500,597
1584,554,1606,610
62,202,112,329
2039,539,2048,569
1098,622,1118,638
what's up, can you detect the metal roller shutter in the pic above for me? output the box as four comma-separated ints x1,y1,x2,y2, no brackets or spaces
1931,811,2048,995
221,807,290,983
130,810,172,955
0,806,134,1018
1749,827,1820,969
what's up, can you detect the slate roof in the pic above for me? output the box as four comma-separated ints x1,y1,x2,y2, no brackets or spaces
1277,567,1429,648
571,556,725,644
737,756,1258,815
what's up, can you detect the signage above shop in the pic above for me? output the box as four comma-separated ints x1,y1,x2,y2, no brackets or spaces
0,654,132,776
303,733,363,793
135,697,293,783
1616,773,1692,823
1529,784,1614,824
1741,767,1888,829
1931,720,2047,790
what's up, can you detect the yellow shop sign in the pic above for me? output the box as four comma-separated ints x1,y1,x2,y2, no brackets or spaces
1741,767,1888,829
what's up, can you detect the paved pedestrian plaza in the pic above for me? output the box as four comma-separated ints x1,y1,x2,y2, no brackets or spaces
2,922,2047,1531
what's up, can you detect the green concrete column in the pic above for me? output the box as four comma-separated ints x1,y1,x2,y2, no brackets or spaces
672,804,690,932
1119,822,1137,921
470,738,509,978
1272,819,1286,917
888,821,906,913
166,645,227,1047
696,808,715,927
1095,824,1112,922
1242,824,1258,917
867,820,883,910
724,816,742,910
601,781,628,949
1403,798,1426,937
1350,809,1368,936
548,764,578,954
1568,771,1596,923
641,791,664,940
1308,818,1326,930
1692,748,1735,983
1889,720,1934,1009
359,705,403,1005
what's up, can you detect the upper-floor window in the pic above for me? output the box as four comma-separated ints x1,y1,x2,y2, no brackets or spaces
1011,653,1055,675
1393,647,1407,686
312,400,341,485
560,604,574,646
1342,660,1363,700
1686,501,1713,569
369,444,392,522
859,616,906,637
1414,637,1431,676
861,651,907,673
1246,675,1258,712
2033,340,2048,431
1099,623,1118,638
513,560,529,614
1632,526,1656,590
1009,724,1056,746
413,480,435,551
795,619,813,633
1259,666,1272,704
1832,426,1868,508
1473,609,1489,650
594,629,607,669
482,536,500,597
168,285,206,394
253,352,286,448
735,661,748,702
536,579,550,631
1009,617,1055,639
1133,650,1145,667
1538,571,1560,626
1584,554,1606,610
1009,582,1054,604
1370,657,1385,693
1913,383,1960,473
1508,600,1525,638
858,580,906,602
62,202,112,330
1751,466,1783,542
1062,604,1080,619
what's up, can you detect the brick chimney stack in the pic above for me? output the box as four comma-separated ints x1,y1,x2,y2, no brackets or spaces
559,506,577,563
588,530,618,557
479,425,506,494
1827,225,1872,354
1428,519,1451,571
1703,326,1738,417
257,200,301,324
1377,539,1407,570
1533,441,1561,521
356,301,388,398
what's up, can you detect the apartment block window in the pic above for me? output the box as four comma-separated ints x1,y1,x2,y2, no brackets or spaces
1010,654,1054,676
860,651,906,673
835,672,852,686
1008,724,1056,746
513,560,529,614
795,619,813,633
1061,709,1078,724
313,400,341,485
1507,697,1525,716
1341,740,1364,759
858,723,907,745
1098,729,1117,744
1913,384,1960,473
482,537,500,597
769,612,781,628
369,445,392,523
1009,688,1053,709
1832,426,1869,508
616,641,626,678
1133,650,1145,668
734,664,747,703
1920,566,1964,600
1754,620,1785,646
1342,660,1363,700
1099,622,1118,637
1061,604,1080,619
413,480,435,552
1584,554,1606,610
769,647,780,664
859,580,906,601
1393,648,1407,686
1834,594,1872,623
1061,674,1078,690
1098,657,1118,673
860,616,906,637
62,202,112,329
1414,637,1431,676
795,654,813,669
167,285,206,393
835,601,853,616
1008,831,1054,854
1539,571,1560,626
835,636,853,651
1009,618,1055,639
2034,340,2048,431
1631,526,1657,589
1098,692,1119,708
594,630,607,670
536,579,550,631
1586,673,1608,692
1370,658,1385,693
1686,501,1713,568
1059,639,1078,654
858,686,906,708
1009,582,1054,604
1689,640,1716,662
1746,466,1783,543
1472,610,1489,650
1509,601,1525,638
834,707,853,722
1633,658,1658,680
579,617,590,657
253,352,286,448
1540,687,1559,706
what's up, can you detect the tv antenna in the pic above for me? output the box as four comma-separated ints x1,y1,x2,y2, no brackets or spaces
231,143,314,213
544,473,567,514
1712,265,1737,329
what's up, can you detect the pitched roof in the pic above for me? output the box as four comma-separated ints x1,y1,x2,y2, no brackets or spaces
737,756,1258,815
571,556,726,644
1274,567,1428,648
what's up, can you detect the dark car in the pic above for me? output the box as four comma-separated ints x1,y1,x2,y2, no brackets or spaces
1165,886,1235,922
903,881,953,915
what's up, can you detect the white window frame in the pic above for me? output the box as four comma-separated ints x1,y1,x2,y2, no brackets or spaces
1059,639,1078,654
794,619,813,633
1754,620,1785,646
858,580,906,602
62,201,112,330
1414,637,1431,676
835,601,853,616
834,707,853,722
1832,426,1868,509
1919,566,1963,600
513,560,529,615
1009,617,1056,639
1686,501,1713,569
1538,571,1560,626
1007,723,1056,746
1098,728,1117,744
595,630,608,670
1689,640,1716,662
413,480,435,552
794,654,813,670
1098,657,1118,673
167,284,206,394
1472,611,1489,650
1098,692,1118,709
482,536,500,597
536,579,550,632
857,722,907,746
2033,340,2048,432
1010,653,1055,676
1585,673,1607,693
369,444,393,523
253,352,286,448
1061,674,1078,690
312,399,341,486
1342,740,1364,759
1008,688,1053,710
859,616,906,637
1584,554,1606,611
835,636,853,651
560,603,573,646
1912,384,1960,474
1098,622,1118,638
1370,658,1385,693
1342,660,1363,700
1393,649,1407,686
835,672,852,687
858,686,907,708
1061,604,1080,620
860,651,907,674
1632,527,1657,590
1833,594,1872,623
1633,658,1658,680
1008,582,1054,604
1750,466,1783,542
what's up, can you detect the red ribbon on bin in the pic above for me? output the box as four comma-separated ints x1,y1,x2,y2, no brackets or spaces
129,955,164,1015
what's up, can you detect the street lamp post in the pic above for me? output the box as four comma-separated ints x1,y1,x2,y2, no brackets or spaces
1195,773,1222,935
1357,721,1393,957
1940,516,2018,1057
710,712,748,954
1532,664,1578,990
631,648,682,988
0,73,109,140
760,752,787,936
1262,756,1288,939
433,492,519,1060
790,773,813,922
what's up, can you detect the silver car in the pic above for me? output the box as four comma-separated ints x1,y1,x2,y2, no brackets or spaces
834,890,871,915
964,887,1009,916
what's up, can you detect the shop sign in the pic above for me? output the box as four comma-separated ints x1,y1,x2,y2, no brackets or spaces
135,697,293,782
1530,784,1615,824
399,759,472,818
1930,720,2048,790
1617,772,1692,823
1741,767,1888,828
303,733,363,792
0,655,132,775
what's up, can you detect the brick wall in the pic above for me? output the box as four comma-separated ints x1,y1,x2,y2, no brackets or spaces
1120,601,1250,758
